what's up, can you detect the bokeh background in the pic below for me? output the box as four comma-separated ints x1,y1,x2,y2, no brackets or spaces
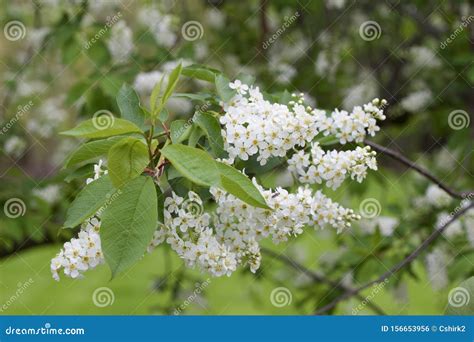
0,0,473,315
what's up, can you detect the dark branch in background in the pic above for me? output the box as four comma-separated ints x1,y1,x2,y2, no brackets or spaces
259,0,269,54
314,202,474,315
261,247,387,315
364,140,474,200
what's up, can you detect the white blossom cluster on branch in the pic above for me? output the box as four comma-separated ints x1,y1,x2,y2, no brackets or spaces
288,143,377,190
148,181,359,277
220,81,386,167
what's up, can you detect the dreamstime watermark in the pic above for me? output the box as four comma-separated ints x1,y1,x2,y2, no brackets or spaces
182,197,204,217
359,198,381,219
83,12,122,50
173,278,211,314
92,287,115,307
359,21,382,41
4,20,26,41
448,286,470,308
352,279,389,315
181,21,204,41
440,16,474,49
1,100,34,135
270,287,292,307
438,193,473,228
5,323,85,336
0,278,34,313
96,190,123,217
92,110,115,130
3,198,27,218
262,11,300,50
447,109,470,130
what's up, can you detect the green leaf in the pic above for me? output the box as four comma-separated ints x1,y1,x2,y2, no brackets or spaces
150,75,165,114
64,175,115,228
101,176,158,277
162,63,182,105
216,162,269,209
161,144,269,209
155,184,165,223
158,108,169,122
160,144,220,187
170,120,193,143
315,135,340,146
215,74,236,102
182,64,220,82
108,137,150,188
172,92,212,102
187,126,204,147
117,84,147,130
445,277,474,315
65,136,123,168
194,112,225,157
61,118,142,139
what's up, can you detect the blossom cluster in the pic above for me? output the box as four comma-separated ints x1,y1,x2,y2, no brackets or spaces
221,84,320,165
149,181,360,277
220,81,386,166
51,218,104,281
288,143,377,190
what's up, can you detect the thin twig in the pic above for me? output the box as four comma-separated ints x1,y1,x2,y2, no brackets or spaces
314,202,474,315
365,140,474,200
261,247,387,315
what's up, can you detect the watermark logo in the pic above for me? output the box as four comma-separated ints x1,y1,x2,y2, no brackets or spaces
174,279,211,314
440,16,474,49
359,198,381,219
4,20,26,41
270,287,292,307
92,287,115,307
262,11,300,50
4,198,27,218
448,110,470,130
181,21,204,41
92,110,115,131
359,21,382,41
448,287,470,308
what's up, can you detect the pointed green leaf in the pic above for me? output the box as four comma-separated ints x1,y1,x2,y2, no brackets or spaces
216,162,269,209
161,144,269,209
150,74,165,114
160,144,219,187
117,84,147,130
65,136,123,168
182,64,220,82
108,137,150,188
101,176,158,277
170,120,193,143
215,74,236,102
64,175,115,228
61,118,142,139
162,62,182,105
194,112,225,157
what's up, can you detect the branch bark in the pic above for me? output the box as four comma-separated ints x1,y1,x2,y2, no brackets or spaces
365,140,474,200
314,201,474,315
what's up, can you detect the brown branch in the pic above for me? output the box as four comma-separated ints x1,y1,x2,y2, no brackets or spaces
314,202,474,315
365,140,474,200
261,247,387,315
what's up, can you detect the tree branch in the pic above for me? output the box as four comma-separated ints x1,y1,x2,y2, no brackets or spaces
261,247,387,315
364,140,474,200
314,201,474,315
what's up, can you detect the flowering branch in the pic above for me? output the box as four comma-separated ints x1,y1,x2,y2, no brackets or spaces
314,201,474,315
364,140,474,200
261,247,387,315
